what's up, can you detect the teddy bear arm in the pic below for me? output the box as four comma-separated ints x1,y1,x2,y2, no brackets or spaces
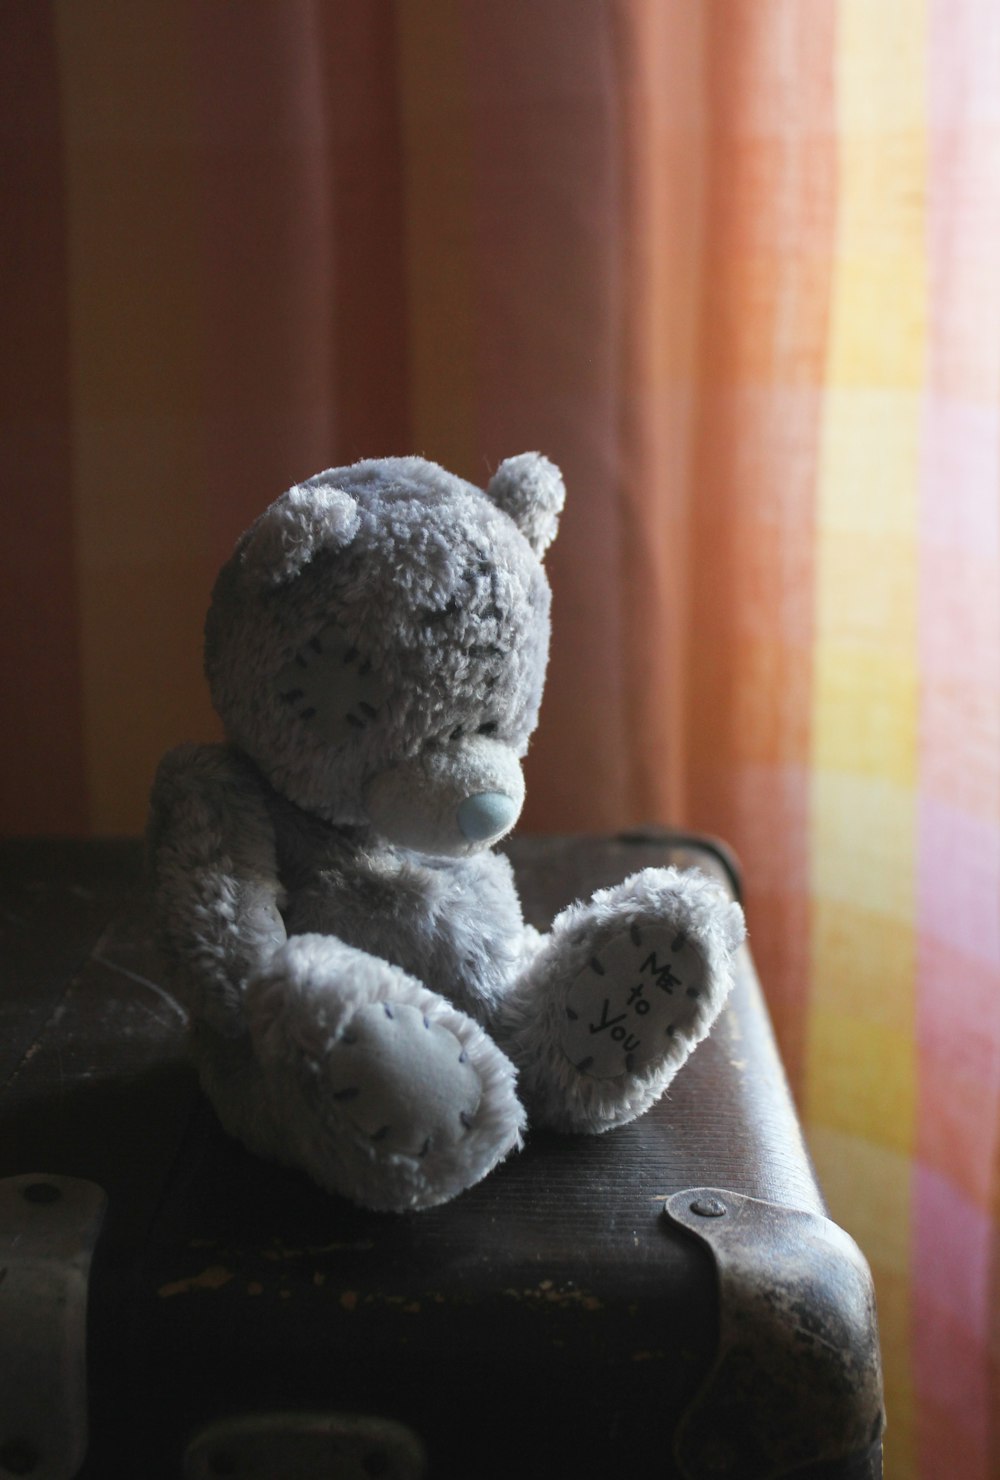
148,743,288,1036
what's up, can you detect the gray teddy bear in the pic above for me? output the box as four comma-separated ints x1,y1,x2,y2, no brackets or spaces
148,453,745,1212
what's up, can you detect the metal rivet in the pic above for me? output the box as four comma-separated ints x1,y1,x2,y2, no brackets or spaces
690,1196,727,1218
21,1183,61,1205
0,1437,40,1475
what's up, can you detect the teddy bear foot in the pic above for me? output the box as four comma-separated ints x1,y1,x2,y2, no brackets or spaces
502,868,745,1134
246,935,526,1211
317,999,525,1211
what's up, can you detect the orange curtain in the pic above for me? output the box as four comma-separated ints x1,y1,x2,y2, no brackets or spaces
3,6,999,1476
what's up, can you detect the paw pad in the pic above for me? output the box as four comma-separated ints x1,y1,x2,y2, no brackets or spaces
326,1002,481,1159
559,925,707,1080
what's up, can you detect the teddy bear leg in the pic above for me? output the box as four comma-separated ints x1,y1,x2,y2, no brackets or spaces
241,934,525,1211
498,868,745,1134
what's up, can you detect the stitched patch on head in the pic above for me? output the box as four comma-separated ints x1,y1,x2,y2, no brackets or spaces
273,620,386,745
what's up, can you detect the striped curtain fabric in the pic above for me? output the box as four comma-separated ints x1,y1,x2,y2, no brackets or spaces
3,5,998,1477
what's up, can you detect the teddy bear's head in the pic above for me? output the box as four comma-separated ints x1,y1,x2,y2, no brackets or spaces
204,454,564,856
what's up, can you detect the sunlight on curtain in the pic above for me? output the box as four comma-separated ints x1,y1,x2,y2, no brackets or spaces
676,7,1000,1477
2,5,998,1475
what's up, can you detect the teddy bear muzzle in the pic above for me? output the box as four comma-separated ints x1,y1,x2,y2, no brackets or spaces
362,736,526,856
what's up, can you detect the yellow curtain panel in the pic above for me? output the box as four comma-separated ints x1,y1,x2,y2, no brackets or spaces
2,5,998,1476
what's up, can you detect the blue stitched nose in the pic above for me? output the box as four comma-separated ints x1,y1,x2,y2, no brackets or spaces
457,791,518,842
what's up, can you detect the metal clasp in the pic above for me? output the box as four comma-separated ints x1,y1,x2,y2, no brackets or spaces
183,1412,427,1480
0,1174,106,1480
665,1187,884,1479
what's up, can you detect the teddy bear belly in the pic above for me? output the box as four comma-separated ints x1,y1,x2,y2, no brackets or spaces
280,855,526,1024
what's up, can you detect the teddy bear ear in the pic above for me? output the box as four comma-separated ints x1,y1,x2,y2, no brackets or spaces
237,480,360,588
485,452,565,557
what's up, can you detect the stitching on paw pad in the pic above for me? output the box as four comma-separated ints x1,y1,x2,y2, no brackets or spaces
327,1002,482,1157
559,926,707,1080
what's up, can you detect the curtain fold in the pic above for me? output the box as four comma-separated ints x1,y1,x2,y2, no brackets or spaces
2,4,998,1476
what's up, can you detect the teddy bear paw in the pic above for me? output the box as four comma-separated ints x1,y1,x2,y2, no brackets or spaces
507,868,744,1134
559,922,711,1080
248,939,525,1211
326,1001,484,1159
319,998,525,1211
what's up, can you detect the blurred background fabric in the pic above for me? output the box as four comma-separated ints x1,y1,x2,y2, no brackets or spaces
2,3,998,1475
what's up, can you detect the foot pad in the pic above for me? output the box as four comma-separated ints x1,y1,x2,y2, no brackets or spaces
327,1002,482,1159
559,925,707,1080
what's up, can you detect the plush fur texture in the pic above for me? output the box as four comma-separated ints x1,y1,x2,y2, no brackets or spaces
149,454,745,1212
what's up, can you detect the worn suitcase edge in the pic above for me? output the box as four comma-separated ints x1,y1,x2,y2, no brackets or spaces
666,1187,884,1480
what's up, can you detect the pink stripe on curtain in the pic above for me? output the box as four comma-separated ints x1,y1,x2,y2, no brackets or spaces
917,2,1000,1473
685,0,837,1093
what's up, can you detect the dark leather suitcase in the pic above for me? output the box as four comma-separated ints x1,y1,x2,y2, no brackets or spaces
1,834,884,1480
